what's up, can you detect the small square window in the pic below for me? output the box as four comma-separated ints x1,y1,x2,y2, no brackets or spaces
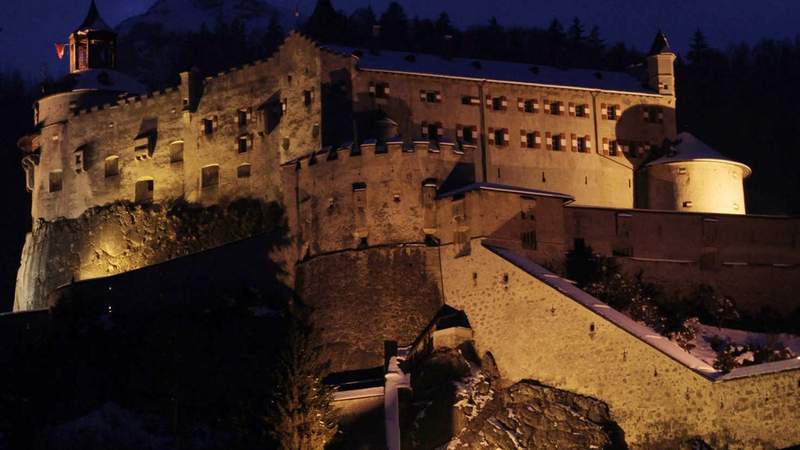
462,127,475,144
524,100,535,113
170,142,184,163
607,106,618,120
526,132,536,148
492,97,504,110
575,104,586,117
238,135,249,153
577,137,587,153
550,102,561,115
237,164,251,178
426,91,438,103
375,83,389,98
461,96,472,105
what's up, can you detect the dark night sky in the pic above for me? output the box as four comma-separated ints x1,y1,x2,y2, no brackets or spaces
1,0,799,78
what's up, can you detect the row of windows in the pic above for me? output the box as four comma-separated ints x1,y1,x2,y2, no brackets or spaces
47,163,253,194
367,81,662,123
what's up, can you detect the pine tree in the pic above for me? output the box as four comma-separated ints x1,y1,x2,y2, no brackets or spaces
567,17,585,44
379,2,409,49
265,307,338,449
306,0,345,43
688,29,710,65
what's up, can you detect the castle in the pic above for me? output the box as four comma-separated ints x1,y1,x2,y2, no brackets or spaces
12,2,800,448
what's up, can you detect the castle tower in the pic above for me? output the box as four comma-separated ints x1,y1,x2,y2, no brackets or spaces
646,31,676,95
69,0,117,73
645,132,751,214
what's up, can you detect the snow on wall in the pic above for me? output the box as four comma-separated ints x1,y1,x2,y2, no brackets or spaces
439,240,800,449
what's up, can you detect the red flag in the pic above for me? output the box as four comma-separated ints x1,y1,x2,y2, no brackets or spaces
55,43,65,60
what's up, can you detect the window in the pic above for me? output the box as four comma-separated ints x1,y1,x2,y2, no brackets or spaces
370,82,389,98
303,89,313,106
201,165,220,188
609,140,620,156
489,128,508,147
237,109,249,127
170,141,184,163
524,99,536,113
203,117,215,135
492,96,506,111
427,123,440,141
575,104,587,117
607,105,618,120
461,95,473,105
134,178,154,204
550,101,562,115
49,170,63,192
521,231,537,250
237,164,251,178
460,126,475,144
577,136,587,153
105,156,120,177
644,107,663,124
552,134,563,151
525,132,536,148
421,90,441,103
238,134,252,153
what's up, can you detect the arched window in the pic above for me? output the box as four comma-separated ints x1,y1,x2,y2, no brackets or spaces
201,165,219,188
237,163,251,178
105,156,120,177
170,141,184,163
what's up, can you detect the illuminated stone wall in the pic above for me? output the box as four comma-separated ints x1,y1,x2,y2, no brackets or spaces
14,200,280,311
565,206,800,313
350,69,678,209
646,160,749,214
440,241,800,449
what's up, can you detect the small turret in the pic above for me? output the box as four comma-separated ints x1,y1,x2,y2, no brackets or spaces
646,31,676,96
69,0,117,73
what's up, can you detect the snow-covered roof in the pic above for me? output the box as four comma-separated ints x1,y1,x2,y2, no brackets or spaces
647,132,752,176
323,45,655,95
70,69,146,95
436,182,574,202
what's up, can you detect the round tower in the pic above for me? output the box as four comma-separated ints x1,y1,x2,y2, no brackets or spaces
645,132,751,214
19,0,145,219
34,0,145,128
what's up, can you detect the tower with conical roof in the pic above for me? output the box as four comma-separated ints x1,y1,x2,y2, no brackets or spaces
646,31,676,95
69,0,117,73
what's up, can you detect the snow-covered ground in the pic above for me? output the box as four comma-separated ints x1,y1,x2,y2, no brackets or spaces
686,323,800,366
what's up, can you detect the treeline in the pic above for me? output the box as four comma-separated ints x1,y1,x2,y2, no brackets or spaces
304,0,643,71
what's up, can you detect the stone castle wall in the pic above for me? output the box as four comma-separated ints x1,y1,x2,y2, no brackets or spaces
565,206,800,313
282,141,474,262
350,68,677,208
646,160,749,214
440,241,800,449
295,245,444,372
15,200,281,311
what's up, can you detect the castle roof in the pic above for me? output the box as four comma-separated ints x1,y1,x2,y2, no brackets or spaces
648,30,672,56
68,69,146,94
647,132,752,176
437,182,574,203
323,45,655,95
74,0,113,34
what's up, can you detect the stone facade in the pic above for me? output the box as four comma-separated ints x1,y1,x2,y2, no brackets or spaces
439,241,800,449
